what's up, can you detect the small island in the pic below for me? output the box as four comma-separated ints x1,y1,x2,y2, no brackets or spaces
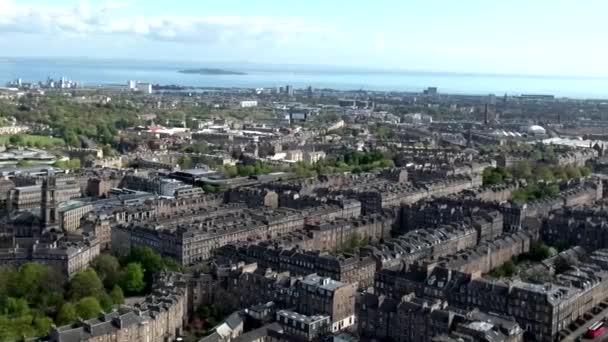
178,68,247,75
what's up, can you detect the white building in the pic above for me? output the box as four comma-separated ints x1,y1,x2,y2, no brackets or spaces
527,125,546,135
240,100,258,108
304,151,326,164
286,150,304,162
135,82,153,94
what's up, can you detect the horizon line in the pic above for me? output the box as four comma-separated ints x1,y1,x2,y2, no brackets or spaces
1,56,608,80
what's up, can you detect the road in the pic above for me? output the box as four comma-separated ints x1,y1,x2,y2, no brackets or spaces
561,304,608,342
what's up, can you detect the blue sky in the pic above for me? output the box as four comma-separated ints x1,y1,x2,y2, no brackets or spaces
0,0,606,76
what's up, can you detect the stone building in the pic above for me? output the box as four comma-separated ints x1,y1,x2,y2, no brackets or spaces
58,200,94,232
216,244,377,289
219,268,356,334
279,194,362,224
49,272,187,342
335,174,482,214
555,148,597,167
0,175,100,277
276,310,330,341
373,249,608,342
81,195,227,251
468,183,520,203
400,201,503,242
0,233,100,277
227,187,279,208
357,293,523,342
86,177,114,198
112,208,305,265
295,213,395,252
543,206,608,251
0,178,14,209
9,178,81,211
430,230,533,275
433,311,524,342
361,222,478,270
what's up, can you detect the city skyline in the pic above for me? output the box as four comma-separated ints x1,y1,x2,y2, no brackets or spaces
1,0,607,77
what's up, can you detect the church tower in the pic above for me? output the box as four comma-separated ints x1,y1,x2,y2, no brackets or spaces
41,175,59,230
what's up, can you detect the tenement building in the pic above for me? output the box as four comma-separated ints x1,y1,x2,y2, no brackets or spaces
112,207,305,264
219,266,357,334
400,201,503,242
263,212,395,253
357,293,524,342
0,233,100,277
335,174,483,214
361,222,478,270
48,272,187,342
543,205,608,251
373,249,608,342
430,230,533,275
216,244,377,289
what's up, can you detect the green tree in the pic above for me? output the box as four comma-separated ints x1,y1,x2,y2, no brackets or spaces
178,156,193,169
513,161,533,180
91,254,121,290
580,166,592,177
512,189,529,202
68,269,104,301
75,297,102,320
124,247,177,286
8,263,63,306
535,166,555,182
528,243,554,261
126,247,162,271
56,303,78,325
483,167,503,185
530,150,543,161
64,129,80,147
543,146,556,162
120,263,145,295
219,165,238,178
551,165,568,181
98,293,114,313
162,258,182,272
53,158,81,170
1,297,29,317
502,260,518,277
32,315,53,338
545,184,560,197
565,165,582,179
0,267,14,299
202,184,220,193
109,286,124,305
8,134,24,146
183,143,209,154
341,233,366,254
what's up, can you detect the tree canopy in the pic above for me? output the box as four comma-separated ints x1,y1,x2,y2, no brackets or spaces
75,297,102,320
68,269,104,301
119,263,145,295
0,248,177,340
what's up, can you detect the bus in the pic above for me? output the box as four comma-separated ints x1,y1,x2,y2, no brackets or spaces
586,321,606,339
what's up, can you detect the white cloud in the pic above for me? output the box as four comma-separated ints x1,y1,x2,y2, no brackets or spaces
0,0,330,45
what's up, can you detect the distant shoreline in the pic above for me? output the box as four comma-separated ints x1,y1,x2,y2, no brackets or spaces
3,58,608,99
178,68,247,75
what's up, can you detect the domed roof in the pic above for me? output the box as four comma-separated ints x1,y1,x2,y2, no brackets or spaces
527,125,546,135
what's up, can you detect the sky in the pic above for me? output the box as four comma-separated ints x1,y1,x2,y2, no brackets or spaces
0,0,607,76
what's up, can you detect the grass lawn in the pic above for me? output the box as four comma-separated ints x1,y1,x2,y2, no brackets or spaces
0,134,65,148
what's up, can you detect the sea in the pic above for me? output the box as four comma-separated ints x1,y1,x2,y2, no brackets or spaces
2,57,608,99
